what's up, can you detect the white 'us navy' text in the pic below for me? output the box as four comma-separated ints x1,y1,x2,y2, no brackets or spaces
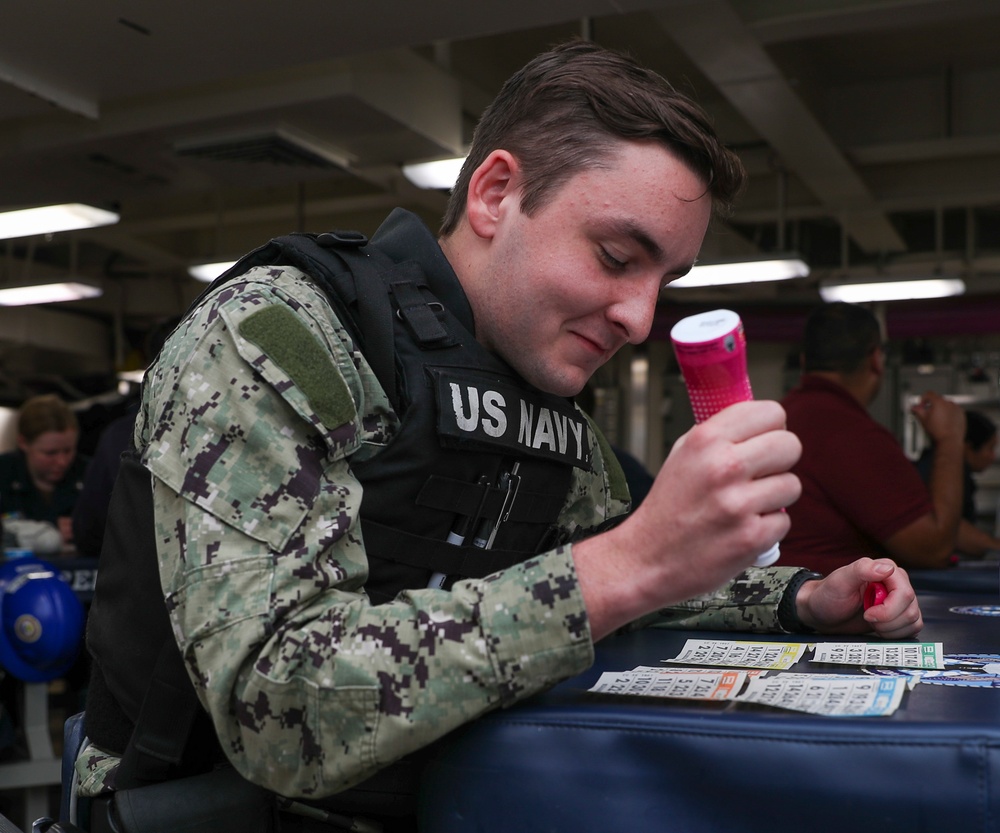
448,382,587,461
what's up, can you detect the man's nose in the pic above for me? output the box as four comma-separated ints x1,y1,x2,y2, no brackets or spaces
606,281,659,344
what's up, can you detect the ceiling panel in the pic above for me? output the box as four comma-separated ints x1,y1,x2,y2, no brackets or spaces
1,0,1000,391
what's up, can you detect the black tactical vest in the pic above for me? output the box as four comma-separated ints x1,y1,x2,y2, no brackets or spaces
85,220,611,785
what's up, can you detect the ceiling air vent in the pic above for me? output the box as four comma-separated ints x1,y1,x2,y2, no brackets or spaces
174,128,348,170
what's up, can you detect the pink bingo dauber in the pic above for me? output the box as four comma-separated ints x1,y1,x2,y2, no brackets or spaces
670,309,779,568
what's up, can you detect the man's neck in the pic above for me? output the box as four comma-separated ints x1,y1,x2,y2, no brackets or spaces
806,370,875,408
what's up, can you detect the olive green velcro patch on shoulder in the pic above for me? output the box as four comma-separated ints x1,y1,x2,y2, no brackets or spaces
238,305,356,428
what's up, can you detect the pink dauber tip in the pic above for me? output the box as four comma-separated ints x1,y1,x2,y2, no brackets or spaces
863,582,887,610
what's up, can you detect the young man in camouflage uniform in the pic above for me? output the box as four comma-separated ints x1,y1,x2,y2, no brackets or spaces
78,41,922,831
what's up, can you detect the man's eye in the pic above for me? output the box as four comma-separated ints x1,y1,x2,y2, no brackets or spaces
599,247,628,270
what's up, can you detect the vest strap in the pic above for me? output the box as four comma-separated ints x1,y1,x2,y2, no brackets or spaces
360,519,529,578
116,640,202,787
391,280,451,346
415,474,566,525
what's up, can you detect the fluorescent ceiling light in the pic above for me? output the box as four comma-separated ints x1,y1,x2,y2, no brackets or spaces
117,369,146,385
0,203,119,239
0,281,103,306
402,157,466,190
819,277,966,303
188,261,236,282
668,256,809,288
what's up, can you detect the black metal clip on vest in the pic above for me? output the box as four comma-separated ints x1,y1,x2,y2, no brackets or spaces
483,463,521,549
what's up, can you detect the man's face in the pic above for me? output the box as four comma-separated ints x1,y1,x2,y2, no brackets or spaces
468,141,712,396
966,434,997,473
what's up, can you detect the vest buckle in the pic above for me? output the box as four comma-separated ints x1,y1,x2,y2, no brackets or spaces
316,230,368,248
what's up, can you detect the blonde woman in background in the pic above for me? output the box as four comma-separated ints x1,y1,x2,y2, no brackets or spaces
0,393,89,547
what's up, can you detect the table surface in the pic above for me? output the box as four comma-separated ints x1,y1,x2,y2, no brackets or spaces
420,590,1000,833
510,589,1000,727
40,557,1000,830
910,557,999,594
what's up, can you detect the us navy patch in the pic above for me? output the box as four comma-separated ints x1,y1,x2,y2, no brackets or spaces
431,368,592,469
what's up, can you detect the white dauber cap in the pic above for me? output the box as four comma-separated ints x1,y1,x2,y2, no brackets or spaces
754,543,780,567
669,308,741,344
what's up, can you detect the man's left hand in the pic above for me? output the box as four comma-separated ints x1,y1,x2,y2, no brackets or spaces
794,558,923,639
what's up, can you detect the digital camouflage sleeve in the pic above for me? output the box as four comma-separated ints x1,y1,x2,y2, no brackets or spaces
76,265,811,798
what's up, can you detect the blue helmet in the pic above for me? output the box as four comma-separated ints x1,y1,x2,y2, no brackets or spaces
0,557,85,683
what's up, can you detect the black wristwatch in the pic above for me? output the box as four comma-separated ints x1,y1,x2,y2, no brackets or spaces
777,570,824,633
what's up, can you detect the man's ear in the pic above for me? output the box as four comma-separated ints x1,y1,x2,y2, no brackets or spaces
466,149,519,240
870,344,885,376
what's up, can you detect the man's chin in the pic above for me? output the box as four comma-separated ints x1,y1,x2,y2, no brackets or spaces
509,351,595,396
534,370,592,398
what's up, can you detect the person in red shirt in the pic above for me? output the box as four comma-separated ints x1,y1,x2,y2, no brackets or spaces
780,302,966,575
916,409,1000,558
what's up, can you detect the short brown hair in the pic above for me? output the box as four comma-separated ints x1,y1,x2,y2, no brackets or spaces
439,39,745,236
801,302,882,374
18,394,78,442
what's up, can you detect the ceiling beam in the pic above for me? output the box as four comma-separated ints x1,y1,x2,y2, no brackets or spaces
746,0,1000,44
652,0,906,255
0,48,464,161
0,58,98,119
108,193,410,238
